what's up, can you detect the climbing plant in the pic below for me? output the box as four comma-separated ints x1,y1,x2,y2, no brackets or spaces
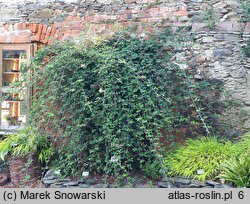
204,8,218,30
20,29,222,177
241,1,250,23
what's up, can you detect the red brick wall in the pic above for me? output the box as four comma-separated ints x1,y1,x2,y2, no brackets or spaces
0,23,59,45
0,2,189,45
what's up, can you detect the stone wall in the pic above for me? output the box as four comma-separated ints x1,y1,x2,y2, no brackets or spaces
187,0,250,133
0,0,190,43
0,0,249,133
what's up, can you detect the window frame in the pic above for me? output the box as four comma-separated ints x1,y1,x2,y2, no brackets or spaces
0,43,34,134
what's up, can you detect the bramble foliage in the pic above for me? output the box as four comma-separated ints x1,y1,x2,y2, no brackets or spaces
143,160,162,180
21,30,222,177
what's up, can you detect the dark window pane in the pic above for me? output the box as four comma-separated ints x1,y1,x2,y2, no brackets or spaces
3,50,27,59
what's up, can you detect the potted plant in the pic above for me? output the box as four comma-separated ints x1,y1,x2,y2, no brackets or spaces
0,126,53,186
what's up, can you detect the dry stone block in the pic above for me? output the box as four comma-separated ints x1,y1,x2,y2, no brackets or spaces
97,0,112,4
230,67,247,78
244,23,250,34
213,49,232,57
202,36,214,43
216,22,241,32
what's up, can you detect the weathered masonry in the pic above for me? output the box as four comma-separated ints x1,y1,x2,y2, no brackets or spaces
0,0,249,133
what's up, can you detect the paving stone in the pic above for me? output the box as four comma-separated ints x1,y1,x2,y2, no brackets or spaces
220,184,233,188
158,181,173,188
191,180,206,187
205,180,221,187
63,181,79,186
43,169,61,181
79,184,91,188
91,183,110,188
50,184,64,188
173,178,191,185
135,184,157,188
42,179,57,185
188,184,202,188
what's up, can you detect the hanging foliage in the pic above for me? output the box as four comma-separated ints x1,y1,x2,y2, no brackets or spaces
20,30,222,177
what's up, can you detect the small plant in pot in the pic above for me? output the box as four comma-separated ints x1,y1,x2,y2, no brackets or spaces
0,126,53,186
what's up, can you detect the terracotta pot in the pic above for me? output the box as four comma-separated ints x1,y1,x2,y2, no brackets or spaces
9,155,42,186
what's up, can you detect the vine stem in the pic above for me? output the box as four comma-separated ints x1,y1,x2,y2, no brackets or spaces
171,63,210,135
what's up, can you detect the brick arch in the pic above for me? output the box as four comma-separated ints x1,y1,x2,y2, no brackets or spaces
0,23,62,45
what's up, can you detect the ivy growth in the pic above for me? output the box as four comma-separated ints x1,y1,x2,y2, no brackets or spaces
204,8,218,30
20,29,222,178
241,1,250,23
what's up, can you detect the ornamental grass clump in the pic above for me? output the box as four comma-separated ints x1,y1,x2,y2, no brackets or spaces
219,134,250,187
219,154,250,188
0,126,52,162
237,134,250,154
165,137,237,181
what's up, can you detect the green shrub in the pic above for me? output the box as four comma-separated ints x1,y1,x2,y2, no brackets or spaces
0,126,53,162
165,137,236,181
143,160,162,180
219,154,250,187
20,29,223,177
